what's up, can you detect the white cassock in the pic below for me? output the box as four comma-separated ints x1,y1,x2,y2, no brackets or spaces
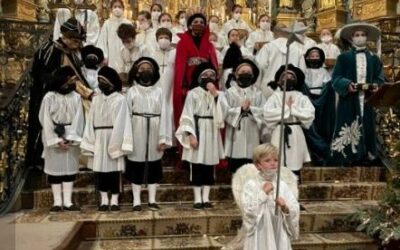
121,44,149,73
148,46,177,143
97,16,131,73
125,85,173,162
219,85,266,159
304,67,331,95
175,87,225,165
241,175,300,250
39,92,84,176
264,90,315,171
53,8,100,46
317,42,341,60
221,19,253,45
136,28,157,50
255,38,303,98
245,29,274,54
81,92,133,172
82,67,100,93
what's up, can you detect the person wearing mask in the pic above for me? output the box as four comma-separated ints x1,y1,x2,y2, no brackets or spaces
158,13,180,46
221,4,252,46
331,22,384,166
245,14,274,55
96,0,131,72
172,10,187,35
150,3,163,30
317,28,341,72
173,13,218,128
81,45,104,94
209,15,226,50
53,0,100,46
136,10,157,50
221,29,253,60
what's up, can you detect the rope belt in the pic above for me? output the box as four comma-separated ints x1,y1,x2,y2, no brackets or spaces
194,114,213,138
283,122,301,166
94,126,113,130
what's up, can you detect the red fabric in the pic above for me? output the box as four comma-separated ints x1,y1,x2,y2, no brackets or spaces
173,28,218,127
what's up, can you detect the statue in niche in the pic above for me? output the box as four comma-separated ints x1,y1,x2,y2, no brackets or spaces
279,0,294,9
37,0,50,22
257,0,270,15
302,0,316,31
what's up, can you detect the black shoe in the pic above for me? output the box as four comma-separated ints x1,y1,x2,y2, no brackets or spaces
98,205,109,212
110,205,120,212
63,204,81,212
49,206,62,213
193,203,203,210
148,203,160,211
203,202,213,209
132,205,142,212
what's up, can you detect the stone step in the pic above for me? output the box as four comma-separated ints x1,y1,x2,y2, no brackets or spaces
27,181,386,209
15,201,378,236
76,232,378,250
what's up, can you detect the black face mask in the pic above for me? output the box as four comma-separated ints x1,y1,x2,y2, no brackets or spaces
199,77,215,90
191,24,205,36
237,73,253,88
58,82,76,95
285,79,297,91
306,59,322,69
84,55,99,70
137,70,153,86
98,80,115,95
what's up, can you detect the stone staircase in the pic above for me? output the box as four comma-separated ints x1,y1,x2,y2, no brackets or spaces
15,165,385,250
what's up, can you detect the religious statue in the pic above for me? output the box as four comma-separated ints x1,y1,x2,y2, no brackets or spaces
257,0,270,15
302,0,316,31
279,0,294,9
36,0,50,22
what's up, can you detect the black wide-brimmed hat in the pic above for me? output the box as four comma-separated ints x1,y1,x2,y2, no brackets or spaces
60,18,86,40
98,66,122,91
82,45,104,69
232,58,260,85
47,66,76,92
190,61,217,89
128,57,160,86
274,64,305,90
304,47,325,68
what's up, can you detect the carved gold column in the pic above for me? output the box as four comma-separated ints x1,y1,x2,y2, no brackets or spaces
1,0,37,21
316,0,348,32
359,0,398,21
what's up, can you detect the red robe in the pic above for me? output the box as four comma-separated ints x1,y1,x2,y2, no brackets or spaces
173,28,218,127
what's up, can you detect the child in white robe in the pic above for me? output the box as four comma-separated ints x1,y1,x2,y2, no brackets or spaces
172,11,187,35
175,62,225,210
221,4,252,46
81,66,133,212
125,57,173,211
228,143,300,250
39,66,84,212
136,11,157,50
117,23,149,74
317,28,341,73
81,45,104,94
245,14,274,55
96,0,131,73
303,47,331,96
220,59,265,173
150,3,162,30
264,64,315,177
158,13,180,46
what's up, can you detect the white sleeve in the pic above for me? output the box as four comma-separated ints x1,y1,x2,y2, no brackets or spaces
245,32,256,52
249,92,266,129
159,89,173,146
65,96,85,144
263,93,290,129
96,21,109,60
290,94,315,129
175,92,197,148
84,11,100,46
80,98,96,155
281,182,300,240
39,95,62,147
219,91,242,128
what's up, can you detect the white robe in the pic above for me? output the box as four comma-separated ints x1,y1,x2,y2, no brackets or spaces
96,16,131,73
317,42,341,59
39,92,84,176
135,28,157,51
220,85,266,159
255,37,303,98
304,67,331,95
241,175,300,250
245,29,274,54
53,8,100,46
264,90,315,171
222,19,253,45
125,84,172,162
121,44,149,73
82,67,100,93
175,87,225,165
81,92,133,172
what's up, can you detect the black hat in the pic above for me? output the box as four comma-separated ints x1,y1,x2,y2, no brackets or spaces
81,45,104,69
187,13,207,27
47,66,76,92
190,61,217,89
273,64,305,91
232,58,260,85
60,18,86,40
304,47,325,68
223,43,243,70
98,66,122,92
128,57,160,86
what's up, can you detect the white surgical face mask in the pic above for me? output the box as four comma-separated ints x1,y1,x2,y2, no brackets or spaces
179,18,186,26
152,11,161,20
233,13,241,20
259,168,277,181
352,36,367,47
139,22,150,31
259,21,270,31
320,35,332,44
112,7,123,17
161,21,172,29
158,38,171,50
74,0,84,4
209,22,218,32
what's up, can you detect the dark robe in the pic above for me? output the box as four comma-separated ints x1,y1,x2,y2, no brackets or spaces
330,48,384,165
27,38,88,167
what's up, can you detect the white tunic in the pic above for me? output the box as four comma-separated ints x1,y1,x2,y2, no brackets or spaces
53,8,100,46
121,44,149,73
220,85,266,159
175,87,225,165
222,19,253,45
245,29,274,54
255,37,304,98
264,90,315,171
136,28,157,50
241,175,300,250
125,85,172,162
317,42,341,59
304,67,331,95
81,92,133,172
39,92,84,176
97,16,131,73
82,67,100,93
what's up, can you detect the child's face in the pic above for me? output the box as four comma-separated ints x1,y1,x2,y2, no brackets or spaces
157,34,170,42
307,51,320,60
256,155,278,171
229,30,240,44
